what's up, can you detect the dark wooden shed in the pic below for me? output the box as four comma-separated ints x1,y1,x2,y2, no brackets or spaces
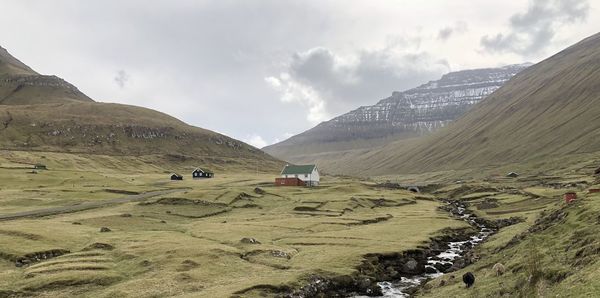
171,173,183,181
192,168,214,179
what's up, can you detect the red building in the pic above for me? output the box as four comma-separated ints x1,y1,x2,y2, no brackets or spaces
275,177,306,186
564,192,577,203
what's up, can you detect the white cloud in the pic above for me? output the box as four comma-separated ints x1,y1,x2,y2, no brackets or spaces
266,72,329,124
243,134,268,148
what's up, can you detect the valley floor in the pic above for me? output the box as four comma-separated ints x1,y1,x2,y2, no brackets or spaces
0,151,462,297
1,151,599,297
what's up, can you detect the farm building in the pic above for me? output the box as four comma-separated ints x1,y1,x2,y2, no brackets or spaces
275,177,305,186
171,173,183,180
564,192,577,203
279,164,319,186
506,172,519,178
192,168,214,179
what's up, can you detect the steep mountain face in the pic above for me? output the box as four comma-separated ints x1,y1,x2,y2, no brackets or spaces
0,46,282,171
264,64,530,163
0,46,93,105
329,32,600,176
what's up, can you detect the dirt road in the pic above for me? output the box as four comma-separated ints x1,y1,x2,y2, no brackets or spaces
0,188,189,221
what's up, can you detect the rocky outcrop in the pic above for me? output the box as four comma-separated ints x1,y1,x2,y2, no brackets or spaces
14,249,70,267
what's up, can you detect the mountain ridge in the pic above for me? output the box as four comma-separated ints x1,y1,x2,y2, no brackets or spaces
264,63,530,163
0,45,282,171
325,32,600,176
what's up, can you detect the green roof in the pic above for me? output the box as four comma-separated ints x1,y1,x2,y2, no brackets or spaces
281,164,316,175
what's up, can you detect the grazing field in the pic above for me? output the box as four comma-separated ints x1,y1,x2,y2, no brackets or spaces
0,151,467,297
2,150,599,297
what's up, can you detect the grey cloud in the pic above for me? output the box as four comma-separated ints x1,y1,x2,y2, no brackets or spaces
438,22,468,41
114,70,129,88
481,0,589,55
268,45,448,123
438,28,454,41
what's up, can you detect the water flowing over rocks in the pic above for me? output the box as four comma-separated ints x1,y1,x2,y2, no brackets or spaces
276,198,523,298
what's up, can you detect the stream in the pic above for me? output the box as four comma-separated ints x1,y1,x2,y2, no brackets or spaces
362,200,495,298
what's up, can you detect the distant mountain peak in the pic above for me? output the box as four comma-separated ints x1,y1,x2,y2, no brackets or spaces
0,45,38,76
264,63,529,163
0,45,93,105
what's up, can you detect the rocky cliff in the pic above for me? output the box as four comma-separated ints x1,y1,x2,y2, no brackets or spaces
264,64,530,163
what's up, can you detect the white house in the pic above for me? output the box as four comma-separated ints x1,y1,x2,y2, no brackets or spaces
281,164,320,186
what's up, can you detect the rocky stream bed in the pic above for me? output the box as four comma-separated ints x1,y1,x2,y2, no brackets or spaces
275,199,523,298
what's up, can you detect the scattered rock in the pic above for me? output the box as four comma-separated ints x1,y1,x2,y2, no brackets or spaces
433,262,452,273
293,206,318,212
160,220,167,224
270,250,290,259
99,227,111,232
254,187,266,195
374,182,402,189
240,237,261,244
476,198,499,210
140,260,151,267
177,259,200,271
72,222,82,225
83,242,114,251
425,266,438,274
14,249,70,267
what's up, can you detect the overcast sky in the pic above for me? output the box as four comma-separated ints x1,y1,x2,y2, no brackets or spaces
1,0,598,147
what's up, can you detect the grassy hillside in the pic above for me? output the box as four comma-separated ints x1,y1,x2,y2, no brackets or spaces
0,103,282,171
0,46,92,105
418,169,600,297
324,32,600,176
0,46,37,75
0,45,282,172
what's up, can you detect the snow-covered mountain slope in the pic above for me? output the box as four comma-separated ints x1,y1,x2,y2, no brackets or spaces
264,64,530,163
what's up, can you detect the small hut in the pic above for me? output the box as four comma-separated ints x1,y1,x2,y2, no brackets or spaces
506,172,519,178
192,168,214,179
564,192,577,203
170,173,183,181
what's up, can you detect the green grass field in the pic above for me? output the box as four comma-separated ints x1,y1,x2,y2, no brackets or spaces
1,150,599,297
0,151,466,297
